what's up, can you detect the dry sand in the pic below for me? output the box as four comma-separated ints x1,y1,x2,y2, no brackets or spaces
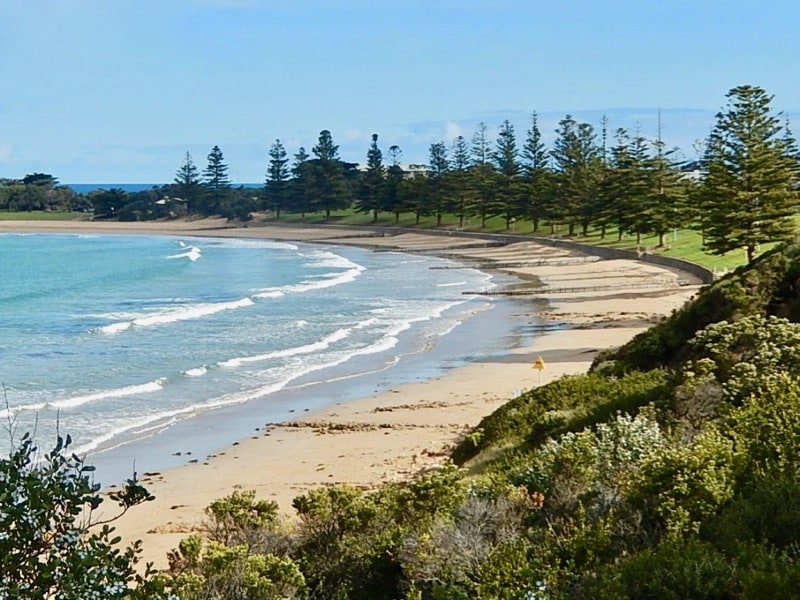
1,218,703,568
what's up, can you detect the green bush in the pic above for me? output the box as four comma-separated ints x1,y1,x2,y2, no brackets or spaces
703,473,800,553
628,428,736,537
585,537,737,599
452,370,668,465
0,433,167,599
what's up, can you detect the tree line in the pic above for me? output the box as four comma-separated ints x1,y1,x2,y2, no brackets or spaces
99,84,800,262
2,85,797,261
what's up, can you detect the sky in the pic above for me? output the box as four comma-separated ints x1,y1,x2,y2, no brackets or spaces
1,0,798,184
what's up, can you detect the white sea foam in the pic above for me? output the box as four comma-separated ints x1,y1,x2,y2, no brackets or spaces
183,366,208,377
200,237,298,251
3,379,166,416
253,264,364,298
218,328,351,368
97,297,255,334
304,249,361,270
437,281,467,287
168,245,202,261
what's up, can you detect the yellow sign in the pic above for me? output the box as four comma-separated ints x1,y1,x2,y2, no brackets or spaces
532,356,545,371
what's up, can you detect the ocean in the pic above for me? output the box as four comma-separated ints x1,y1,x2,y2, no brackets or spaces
66,183,261,194
0,232,527,484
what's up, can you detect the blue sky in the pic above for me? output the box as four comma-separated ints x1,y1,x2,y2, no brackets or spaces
1,0,797,183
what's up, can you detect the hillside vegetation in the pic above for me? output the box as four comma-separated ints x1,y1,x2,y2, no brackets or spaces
142,241,800,598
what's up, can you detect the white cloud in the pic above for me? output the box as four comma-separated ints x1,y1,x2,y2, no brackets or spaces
444,121,462,140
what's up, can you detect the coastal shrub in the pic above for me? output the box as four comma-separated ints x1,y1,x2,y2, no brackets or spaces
0,432,167,599
291,484,405,599
587,536,800,600
290,466,469,599
165,535,305,600
728,374,800,477
685,315,800,403
203,489,289,553
398,492,528,596
627,427,736,538
513,411,666,519
703,473,800,554
584,537,737,599
452,370,668,466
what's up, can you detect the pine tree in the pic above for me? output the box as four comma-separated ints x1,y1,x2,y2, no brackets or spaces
701,85,799,262
469,122,498,227
522,112,550,232
427,141,449,226
309,130,350,219
355,133,385,222
174,151,202,214
264,139,290,218
551,116,602,236
288,146,311,219
449,135,471,227
202,145,231,215
493,119,521,229
615,129,656,245
647,132,686,248
385,145,406,223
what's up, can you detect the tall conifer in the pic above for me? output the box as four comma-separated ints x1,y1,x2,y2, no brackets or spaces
701,85,799,262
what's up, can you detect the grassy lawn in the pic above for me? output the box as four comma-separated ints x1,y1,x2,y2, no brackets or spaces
267,210,755,273
0,211,88,221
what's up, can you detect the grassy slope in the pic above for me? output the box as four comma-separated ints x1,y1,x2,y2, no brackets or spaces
453,239,800,473
0,211,87,221
269,210,756,273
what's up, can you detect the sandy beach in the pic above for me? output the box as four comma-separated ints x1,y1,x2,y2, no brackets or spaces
1,218,703,568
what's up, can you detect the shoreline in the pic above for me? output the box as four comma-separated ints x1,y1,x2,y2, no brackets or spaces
1,218,703,567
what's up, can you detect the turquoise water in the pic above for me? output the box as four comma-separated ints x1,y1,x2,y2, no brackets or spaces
0,233,519,482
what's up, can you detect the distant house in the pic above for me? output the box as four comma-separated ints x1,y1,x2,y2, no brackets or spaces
154,196,189,219
679,160,704,183
404,163,431,178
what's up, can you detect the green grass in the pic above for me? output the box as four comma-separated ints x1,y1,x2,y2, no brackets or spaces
263,209,757,273
0,211,87,221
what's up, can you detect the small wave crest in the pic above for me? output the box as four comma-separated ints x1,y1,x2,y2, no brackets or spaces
97,297,255,334
183,366,208,377
168,245,202,262
0,379,165,418
253,258,365,298
219,327,351,368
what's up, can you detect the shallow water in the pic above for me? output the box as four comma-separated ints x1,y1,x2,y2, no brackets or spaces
0,232,528,483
